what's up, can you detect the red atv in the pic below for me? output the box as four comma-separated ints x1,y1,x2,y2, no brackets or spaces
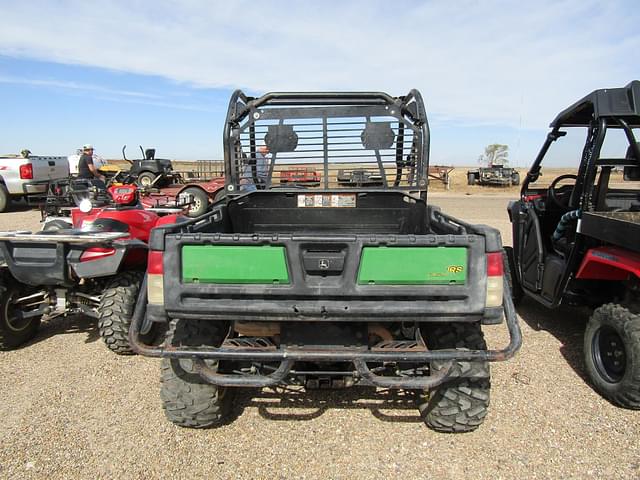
508,81,640,408
0,184,183,354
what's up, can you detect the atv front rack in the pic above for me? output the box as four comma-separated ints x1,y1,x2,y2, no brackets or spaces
0,231,129,243
130,276,522,389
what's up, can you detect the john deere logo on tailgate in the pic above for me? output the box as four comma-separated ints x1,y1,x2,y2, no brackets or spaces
447,265,464,274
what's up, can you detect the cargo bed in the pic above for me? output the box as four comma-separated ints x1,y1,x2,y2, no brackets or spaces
580,211,640,254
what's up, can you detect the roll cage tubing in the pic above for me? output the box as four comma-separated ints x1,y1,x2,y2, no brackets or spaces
520,117,639,205
222,89,431,199
519,117,638,308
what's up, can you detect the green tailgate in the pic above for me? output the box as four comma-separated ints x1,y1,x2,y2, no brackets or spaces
357,247,467,285
182,245,289,284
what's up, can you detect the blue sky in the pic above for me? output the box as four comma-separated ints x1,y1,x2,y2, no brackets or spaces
0,0,638,166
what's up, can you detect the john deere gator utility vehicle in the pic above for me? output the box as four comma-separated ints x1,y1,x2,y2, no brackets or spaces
130,89,521,433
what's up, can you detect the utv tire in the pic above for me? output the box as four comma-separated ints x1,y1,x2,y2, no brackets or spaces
137,171,156,188
584,303,640,409
161,319,232,428
504,246,524,306
418,323,490,433
183,187,210,218
0,277,42,350
0,184,9,213
42,219,72,231
98,271,148,355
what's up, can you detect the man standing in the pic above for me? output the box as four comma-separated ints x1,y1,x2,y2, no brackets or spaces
77,144,106,184
240,145,270,191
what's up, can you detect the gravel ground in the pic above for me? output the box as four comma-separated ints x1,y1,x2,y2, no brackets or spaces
0,193,639,479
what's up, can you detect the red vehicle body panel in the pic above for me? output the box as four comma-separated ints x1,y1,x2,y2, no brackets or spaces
575,246,640,281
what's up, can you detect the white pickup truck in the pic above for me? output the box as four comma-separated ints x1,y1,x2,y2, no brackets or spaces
0,154,69,212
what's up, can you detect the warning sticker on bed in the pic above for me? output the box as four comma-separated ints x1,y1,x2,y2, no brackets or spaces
297,194,356,208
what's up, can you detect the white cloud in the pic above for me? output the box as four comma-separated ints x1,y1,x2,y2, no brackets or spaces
0,74,160,98
0,0,638,129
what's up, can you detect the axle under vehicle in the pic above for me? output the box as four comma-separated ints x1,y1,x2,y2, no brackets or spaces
507,80,640,408
0,184,181,354
130,89,522,433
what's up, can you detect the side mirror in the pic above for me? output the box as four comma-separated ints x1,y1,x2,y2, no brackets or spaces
623,165,640,181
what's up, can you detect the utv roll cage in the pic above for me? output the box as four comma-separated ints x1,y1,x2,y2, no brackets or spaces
523,80,640,210
222,90,431,200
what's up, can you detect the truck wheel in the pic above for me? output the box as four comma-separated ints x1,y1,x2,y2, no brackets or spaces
511,172,520,186
137,171,156,187
503,246,524,306
0,278,42,350
0,184,9,213
183,187,209,217
417,322,490,432
584,303,640,409
161,319,232,428
97,271,147,355
467,173,476,186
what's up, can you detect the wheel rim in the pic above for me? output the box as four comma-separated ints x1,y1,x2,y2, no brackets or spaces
4,291,36,332
189,197,203,215
592,326,627,383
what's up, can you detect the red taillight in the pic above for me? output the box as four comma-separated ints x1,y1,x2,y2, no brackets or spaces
19,164,34,179
148,250,164,274
80,247,116,262
487,252,504,276
486,251,504,308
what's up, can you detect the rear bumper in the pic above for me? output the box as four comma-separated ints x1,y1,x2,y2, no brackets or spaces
148,302,504,325
22,180,51,195
131,277,522,389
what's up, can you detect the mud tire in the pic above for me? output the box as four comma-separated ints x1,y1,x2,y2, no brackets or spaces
418,322,491,433
584,303,640,409
160,319,232,428
97,271,146,355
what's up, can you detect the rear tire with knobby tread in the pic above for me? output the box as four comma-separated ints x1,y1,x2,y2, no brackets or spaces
160,319,232,428
418,322,491,433
584,303,640,409
97,270,144,355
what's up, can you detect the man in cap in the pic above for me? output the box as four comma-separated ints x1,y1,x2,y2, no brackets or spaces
77,144,106,184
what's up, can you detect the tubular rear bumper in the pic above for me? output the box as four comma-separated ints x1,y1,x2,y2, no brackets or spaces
130,276,522,389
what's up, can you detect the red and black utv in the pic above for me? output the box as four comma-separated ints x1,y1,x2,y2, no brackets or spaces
0,184,183,354
507,80,640,408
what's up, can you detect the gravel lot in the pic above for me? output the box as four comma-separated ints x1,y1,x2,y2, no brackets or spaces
0,193,638,479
